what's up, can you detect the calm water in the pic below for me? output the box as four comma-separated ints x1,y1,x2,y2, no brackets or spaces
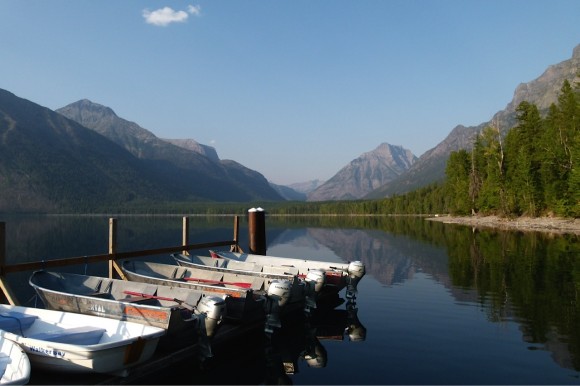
0,214,579,385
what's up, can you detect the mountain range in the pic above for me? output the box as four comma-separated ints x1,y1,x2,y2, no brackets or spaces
0,93,283,212
0,43,578,212
366,43,580,198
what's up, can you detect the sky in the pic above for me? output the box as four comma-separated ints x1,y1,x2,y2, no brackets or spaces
1,1,579,185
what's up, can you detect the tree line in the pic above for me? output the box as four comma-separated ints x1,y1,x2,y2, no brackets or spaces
444,78,579,217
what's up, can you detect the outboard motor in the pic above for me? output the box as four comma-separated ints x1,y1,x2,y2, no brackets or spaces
194,295,227,338
303,269,326,313
345,261,365,299
192,295,226,360
265,279,292,333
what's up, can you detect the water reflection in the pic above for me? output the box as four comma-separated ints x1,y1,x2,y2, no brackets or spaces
1,214,579,381
192,298,366,385
267,217,580,373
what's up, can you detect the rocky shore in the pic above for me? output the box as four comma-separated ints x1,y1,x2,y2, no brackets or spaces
426,215,580,235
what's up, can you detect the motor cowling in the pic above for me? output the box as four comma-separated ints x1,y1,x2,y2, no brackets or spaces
305,269,326,293
267,279,292,307
264,279,293,333
347,261,365,281
194,295,226,337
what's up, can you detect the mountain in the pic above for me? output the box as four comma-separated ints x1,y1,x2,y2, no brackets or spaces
56,99,284,203
269,182,307,201
288,179,325,195
307,143,416,201
0,89,170,212
366,43,580,198
161,138,220,162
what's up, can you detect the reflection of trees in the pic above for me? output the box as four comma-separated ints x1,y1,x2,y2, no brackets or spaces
447,228,580,370
269,216,580,372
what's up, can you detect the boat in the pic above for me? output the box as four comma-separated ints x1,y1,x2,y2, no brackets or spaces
28,270,227,354
172,252,357,310
209,250,366,301
0,335,30,385
119,260,270,330
0,304,165,377
171,253,312,313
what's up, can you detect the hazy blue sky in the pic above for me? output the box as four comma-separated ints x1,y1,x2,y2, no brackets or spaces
1,1,579,185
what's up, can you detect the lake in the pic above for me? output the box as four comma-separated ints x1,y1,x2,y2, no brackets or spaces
0,214,579,384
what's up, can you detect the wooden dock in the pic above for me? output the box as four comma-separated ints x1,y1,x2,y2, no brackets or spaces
0,216,243,304
0,215,274,384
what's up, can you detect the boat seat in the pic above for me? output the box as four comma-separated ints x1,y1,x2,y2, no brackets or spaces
225,261,259,272
250,276,266,290
28,326,106,345
0,312,39,333
262,265,300,276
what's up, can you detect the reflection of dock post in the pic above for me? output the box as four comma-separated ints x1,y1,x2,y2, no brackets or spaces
248,207,266,255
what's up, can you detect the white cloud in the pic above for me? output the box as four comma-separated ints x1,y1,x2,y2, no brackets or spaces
187,5,201,16
143,5,201,27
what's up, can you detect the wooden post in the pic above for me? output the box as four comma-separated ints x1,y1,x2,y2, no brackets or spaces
0,222,4,277
182,217,189,256
248,207,266,255
231,215,241,252
108,218,117,279
0,222,19,305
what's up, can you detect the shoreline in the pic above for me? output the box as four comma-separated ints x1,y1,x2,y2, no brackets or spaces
426,215,580,235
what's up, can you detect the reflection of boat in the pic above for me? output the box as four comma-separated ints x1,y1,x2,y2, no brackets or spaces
0,334,30,385
209,250,366,300
0,304,165,376
28,270,226,353
256,299,367,382
120,260,269,329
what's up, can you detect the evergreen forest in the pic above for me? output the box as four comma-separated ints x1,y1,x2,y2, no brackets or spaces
444,78,580,217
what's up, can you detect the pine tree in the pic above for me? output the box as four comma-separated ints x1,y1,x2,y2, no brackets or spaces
505,101,543,216
445,150,471,214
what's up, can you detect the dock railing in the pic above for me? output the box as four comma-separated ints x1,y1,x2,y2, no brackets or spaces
0,216,242,305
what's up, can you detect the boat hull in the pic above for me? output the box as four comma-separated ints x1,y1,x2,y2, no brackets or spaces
0,336,30,385
0,305,164,376
172,253,306,312
211,251,352,299
120,260,266,325
29,270,211,350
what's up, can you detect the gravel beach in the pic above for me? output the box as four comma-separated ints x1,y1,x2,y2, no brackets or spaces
426,215,580,235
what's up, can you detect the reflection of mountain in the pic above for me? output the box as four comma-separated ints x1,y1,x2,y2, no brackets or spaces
269,225,450,287
269,229,321,250
269,221,579,372
522,326,575,371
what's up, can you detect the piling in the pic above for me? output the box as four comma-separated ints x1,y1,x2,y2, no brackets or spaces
248,207,266,255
